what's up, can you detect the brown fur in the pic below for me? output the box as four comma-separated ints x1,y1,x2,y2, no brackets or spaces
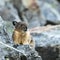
12,21,35,48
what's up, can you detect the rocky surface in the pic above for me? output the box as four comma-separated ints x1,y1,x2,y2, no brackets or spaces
31,25,60,47
0,16,42,60
0,0,60,60
37,1,60,24
10,0,60,28
0,3,20,22
31,25,60,60
39,0,60,13
35,46,59,60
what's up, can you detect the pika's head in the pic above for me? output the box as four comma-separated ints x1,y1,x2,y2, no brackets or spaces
12,21,28,32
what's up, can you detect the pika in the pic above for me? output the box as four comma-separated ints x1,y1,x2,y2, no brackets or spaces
12,21,35,48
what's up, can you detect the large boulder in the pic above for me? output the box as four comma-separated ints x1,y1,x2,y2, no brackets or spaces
31,25,60,60
8,0,60,28
0,16,42,60
31,25,60,47
0,1,20,22
37,1,60,24
35,46,59,60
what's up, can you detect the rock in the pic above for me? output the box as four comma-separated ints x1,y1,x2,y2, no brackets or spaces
10,0,25,12
56,0,60,3
0,0,60,60
37,1,60,24
42,0,60,14
4,45,42,60
10,0,46,28
0,0,5,6
56,4,60,14
9,0,60,27
40,0,57,4
0,16,42,60
31,25,60,60
31,25,60,47
0,2,20,22
22,9,46,29
0,16,13,46
35,46,59,60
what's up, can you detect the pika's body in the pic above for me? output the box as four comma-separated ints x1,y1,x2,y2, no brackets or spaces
12,21,35,48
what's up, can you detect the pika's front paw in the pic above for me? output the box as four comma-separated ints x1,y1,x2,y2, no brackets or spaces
13,44,19,48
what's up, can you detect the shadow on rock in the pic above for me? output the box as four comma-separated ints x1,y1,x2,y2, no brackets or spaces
35,46,59,60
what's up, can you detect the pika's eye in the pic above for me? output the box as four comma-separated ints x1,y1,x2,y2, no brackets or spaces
24,27,27,31
12,21,17,26
21,24,27,31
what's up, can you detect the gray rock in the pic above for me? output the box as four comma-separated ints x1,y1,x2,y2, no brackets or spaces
0,3,20,22
10,0,25,12
22,9,46,29
37,1,60,24
4,45,42,60
40,0,58,4
0,0,5,6
35,46,59,60
0,16,42,60
0,16,12,44
10,0,46,28
31,25,60,60
31,25,60,47
38,0,60,13
9,0,60,26
0,0,60,60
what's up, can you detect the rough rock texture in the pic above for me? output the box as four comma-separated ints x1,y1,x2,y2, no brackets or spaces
39,0,60,14
35,46,59,60
0,0,20,22
0,0,60,60
30,25,60,60
0,16,42,60
10,0,46,28
37,1,60,23
4,45,42,60
22,9,46,28
31,25,60,47
10,0,60,27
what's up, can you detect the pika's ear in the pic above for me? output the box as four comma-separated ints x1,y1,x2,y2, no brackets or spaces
12,21,17,26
